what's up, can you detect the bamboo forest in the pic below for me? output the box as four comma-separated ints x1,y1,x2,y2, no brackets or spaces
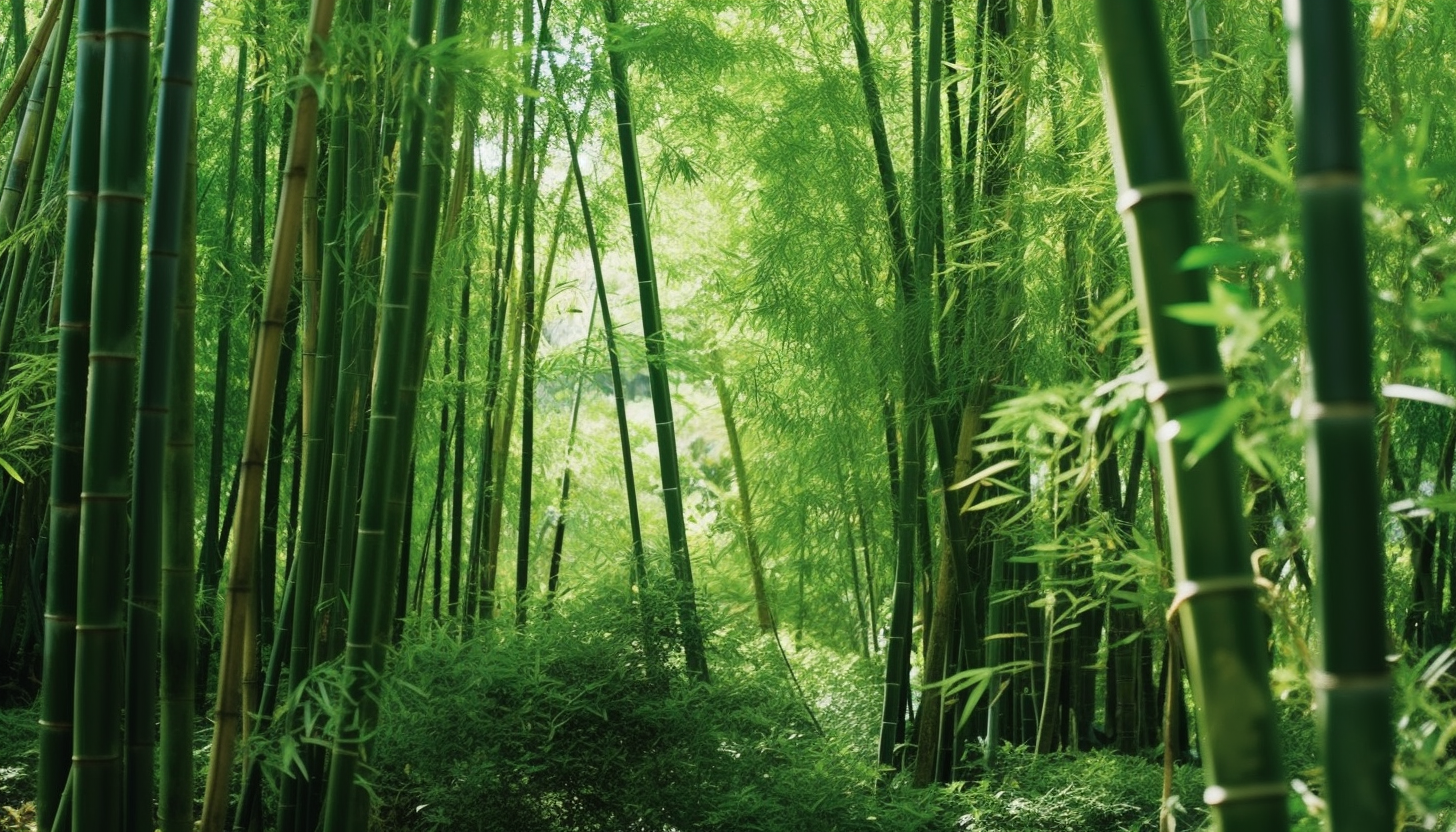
2,0,1456,829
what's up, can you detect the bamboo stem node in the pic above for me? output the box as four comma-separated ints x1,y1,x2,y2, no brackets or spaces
1294,170,1360,192
1116,180,1195,214
1168,576,1261,618
1145,374,1227,403
1308,670,1391,692
1204,782,1288,806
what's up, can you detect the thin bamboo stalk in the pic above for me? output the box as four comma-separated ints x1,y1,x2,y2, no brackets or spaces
198,0,336,825
604,0,709,682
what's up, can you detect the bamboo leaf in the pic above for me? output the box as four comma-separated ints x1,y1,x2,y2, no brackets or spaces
1382,383,1456,409
963,491,1023,513
949,458,1020,491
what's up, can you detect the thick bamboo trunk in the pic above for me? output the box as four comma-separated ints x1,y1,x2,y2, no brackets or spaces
1095,3,1287,829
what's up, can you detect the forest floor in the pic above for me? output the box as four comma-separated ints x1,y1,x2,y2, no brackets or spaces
0,603,1341,832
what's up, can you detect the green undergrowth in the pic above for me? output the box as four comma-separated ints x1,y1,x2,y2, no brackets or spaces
367,593,1212,832
0,700,36,813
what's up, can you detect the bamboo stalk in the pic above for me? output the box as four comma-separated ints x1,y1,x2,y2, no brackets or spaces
72,0,151,824
1284,2,1392,829
1094,2,1287,829
36,0,104,818
198,0,336,826
128,0,199,825
604,0,709,683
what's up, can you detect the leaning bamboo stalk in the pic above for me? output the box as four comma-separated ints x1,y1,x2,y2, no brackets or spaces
1284,3,1392,829
198,0,336,826
0,25,61,376
560,107,645,582
0,0,62,132
604,0,709,682
1094,3,1286,830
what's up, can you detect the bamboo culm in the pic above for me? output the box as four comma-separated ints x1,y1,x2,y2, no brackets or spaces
1284,2,1393,828
1094,2,1287,830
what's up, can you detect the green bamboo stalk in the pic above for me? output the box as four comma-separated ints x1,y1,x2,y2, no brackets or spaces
1187,0,1212,60
429,340,451,615
35,0,102,819
1284,3,1392,829
158,114,198,832
320,0,446,820
604,0,709,682
275,83,348,832
0,23,61,379
71,0,150,825
543,287,597,617
0,0,61,133
446,138,475,621
466,115,512,625
1094,3,1286,830
712,364,772,632
126,0,198,824
514,0,553,630
10,0,73,338
198,0,335,826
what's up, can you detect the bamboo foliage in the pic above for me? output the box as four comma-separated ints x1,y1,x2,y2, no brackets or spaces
1284,2,1393,829
1094,2,1287,830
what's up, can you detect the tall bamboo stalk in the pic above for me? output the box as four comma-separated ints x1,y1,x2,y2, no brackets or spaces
604,0,709,682
1095,3,1287,829
320,0,453,820
198,0,335,825
127,0,198,823
157,117,198,832
560,109,645,582
36,0,103,820
1284,2,1392,829
72,0,150,824
514,0,552,629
